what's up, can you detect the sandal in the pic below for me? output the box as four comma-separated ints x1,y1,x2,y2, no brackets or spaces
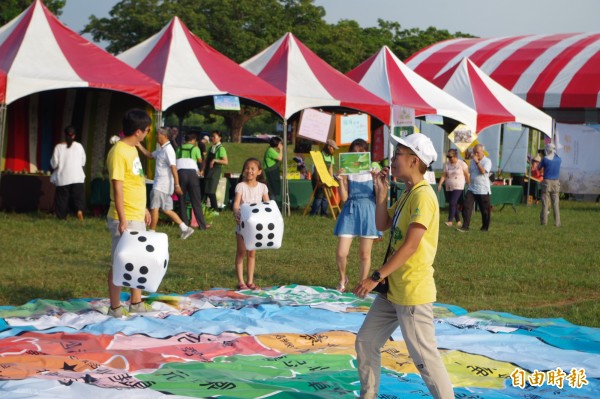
336,276,349,293
237,283,249,290
247,283,260,290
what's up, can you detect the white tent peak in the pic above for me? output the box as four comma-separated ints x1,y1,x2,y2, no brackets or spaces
347,45,477,130
118,16,286,116
241,32,390,122
444,58,553,136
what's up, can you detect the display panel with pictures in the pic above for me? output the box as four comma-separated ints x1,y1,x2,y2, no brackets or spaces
338,152,372,175
214,95,241,110
336,114,370,145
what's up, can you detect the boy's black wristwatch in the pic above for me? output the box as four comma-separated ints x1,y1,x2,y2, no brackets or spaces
370,270,384,282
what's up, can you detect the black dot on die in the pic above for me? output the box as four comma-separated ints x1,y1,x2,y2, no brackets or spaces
140,266,149,274
123,282,131,287
256,242,263,247
268,223,275,230
123,273,132,281
138,236,147,242
164,260,168,268
136,285,145,290
252,209,259,213
256,223,263,231
125,263,134,271
250,203,258,207
138,277,147,284
265,207,272,212
268,233,275,239
267,242,274,247
241,221,245,229
146,245,155,252
256,233,263,240
130,231,139,236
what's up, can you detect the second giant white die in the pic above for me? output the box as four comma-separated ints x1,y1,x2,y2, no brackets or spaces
112,230,169,293
239,200,284,250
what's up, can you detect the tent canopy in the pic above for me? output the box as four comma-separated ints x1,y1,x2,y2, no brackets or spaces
406,33,600,109
241,32,390,123
347,45,477,130
117,17,286,117
0,0,161,108
441,58,553,137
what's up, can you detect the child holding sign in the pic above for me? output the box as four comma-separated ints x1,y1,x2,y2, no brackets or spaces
333,139,380,292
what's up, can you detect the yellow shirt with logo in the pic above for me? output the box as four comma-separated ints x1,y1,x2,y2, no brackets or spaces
386,179,439,306
107,141,147,222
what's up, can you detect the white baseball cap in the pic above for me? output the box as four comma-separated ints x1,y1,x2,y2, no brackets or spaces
390,133,437,166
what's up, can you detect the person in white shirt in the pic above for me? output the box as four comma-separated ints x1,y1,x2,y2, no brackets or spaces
136,127,195,239
458,144,492,232
50,126,86,220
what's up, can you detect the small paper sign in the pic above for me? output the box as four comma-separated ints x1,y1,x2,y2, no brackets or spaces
339,152,372,175
214,95,240,110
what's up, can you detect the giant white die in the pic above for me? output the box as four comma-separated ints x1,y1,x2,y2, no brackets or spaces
112,230,169,293
239,200,284,250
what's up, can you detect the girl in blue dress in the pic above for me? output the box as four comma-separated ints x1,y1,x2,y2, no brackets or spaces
333,139,381,292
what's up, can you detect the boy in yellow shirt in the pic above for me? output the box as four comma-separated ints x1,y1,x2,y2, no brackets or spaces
353,133,453,399
106,109,152,317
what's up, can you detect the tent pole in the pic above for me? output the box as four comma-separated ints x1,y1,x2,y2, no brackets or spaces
281,119,290,216
0,104,7,186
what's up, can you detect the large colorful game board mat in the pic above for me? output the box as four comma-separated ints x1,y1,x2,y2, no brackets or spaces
0,285,598,398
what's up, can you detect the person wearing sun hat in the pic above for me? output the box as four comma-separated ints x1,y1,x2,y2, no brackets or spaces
538,143,561,227
353,133,454,399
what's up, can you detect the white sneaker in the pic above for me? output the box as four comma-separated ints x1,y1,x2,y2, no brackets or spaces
180,227,195,240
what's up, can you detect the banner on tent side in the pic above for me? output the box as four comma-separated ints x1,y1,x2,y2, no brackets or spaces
500,126,529,174
297,109,334,143
335,114,370,145
556,123,600,194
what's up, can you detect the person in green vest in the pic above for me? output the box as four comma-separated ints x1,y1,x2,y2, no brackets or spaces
175,132,210,230
204,130,228,211
263,136,283,204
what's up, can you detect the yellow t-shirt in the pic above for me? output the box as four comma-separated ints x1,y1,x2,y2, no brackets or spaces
385,179,439,305
107,141,147,221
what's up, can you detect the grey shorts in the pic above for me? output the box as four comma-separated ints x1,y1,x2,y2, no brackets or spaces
150,189,174,211
107,217,146,260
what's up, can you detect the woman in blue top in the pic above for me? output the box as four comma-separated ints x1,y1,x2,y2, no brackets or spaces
333,139,381,292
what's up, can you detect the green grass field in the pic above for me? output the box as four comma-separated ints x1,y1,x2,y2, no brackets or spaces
1,199,599,327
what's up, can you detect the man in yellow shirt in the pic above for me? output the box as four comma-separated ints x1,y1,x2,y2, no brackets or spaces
106,109,152,317
353,133,453,399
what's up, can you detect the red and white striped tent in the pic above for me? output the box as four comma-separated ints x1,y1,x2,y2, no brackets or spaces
346,46,476,130
117,17,286,117
0,0,161,109
406,33,600,109
439,58,554,136
241,32,390,123
0,0,161,172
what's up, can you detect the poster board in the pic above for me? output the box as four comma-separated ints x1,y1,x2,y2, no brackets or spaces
309,151,338,187
298,109,333,143
335,114,370,145
339,152,371,175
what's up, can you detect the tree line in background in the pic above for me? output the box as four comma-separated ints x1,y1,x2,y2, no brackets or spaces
1,0,475,141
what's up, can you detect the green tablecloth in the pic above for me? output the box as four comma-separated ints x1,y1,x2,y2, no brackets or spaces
491,185,523,206
288,179,313,208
